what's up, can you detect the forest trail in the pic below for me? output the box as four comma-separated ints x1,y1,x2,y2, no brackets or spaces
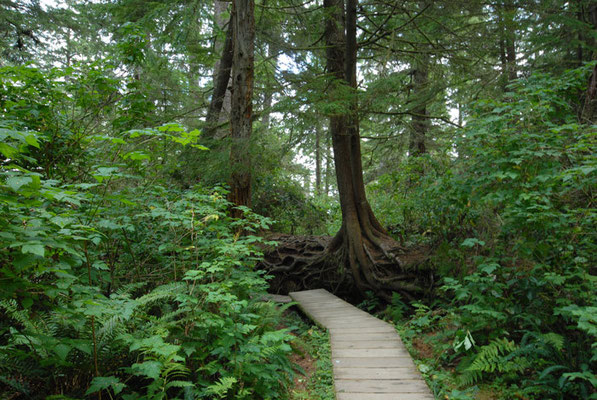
289,289,434,400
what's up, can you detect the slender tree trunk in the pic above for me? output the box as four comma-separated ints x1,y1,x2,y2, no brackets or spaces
409,51,429,156
497,1,516,89
581,3,597,121
261,78,273,129
458,101,463,127
315,124,322,195
228,0,255,217
325,133,332,196
204,14,234,139
214,1,232,134
260,40,279,130
576,0,584,66
502,0,517,82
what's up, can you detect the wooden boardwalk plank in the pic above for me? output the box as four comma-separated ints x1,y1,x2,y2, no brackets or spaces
335,367,423,380
289,289,432,399
331,340,403,349
332,357,416,368
335,379,431,393
337,394,435,400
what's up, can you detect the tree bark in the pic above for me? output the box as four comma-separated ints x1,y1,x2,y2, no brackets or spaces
324,132,332,196
259,0,433,300
323,0,412,299
498,0,517,85
204,14,234,139
409,51,429,156
315,124,322,195
228,0,255,217
581,3,597,122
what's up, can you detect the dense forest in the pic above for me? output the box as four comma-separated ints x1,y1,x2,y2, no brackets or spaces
0,0,595,399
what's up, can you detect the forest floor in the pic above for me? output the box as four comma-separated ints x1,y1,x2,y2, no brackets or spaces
283,311,335,400
398,321,501,400
289,343,317,397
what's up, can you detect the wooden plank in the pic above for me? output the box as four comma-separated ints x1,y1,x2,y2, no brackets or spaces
298,303,352,311
337,393,435,400
321,319,390,327
334,367,422,380
328,326,397,334
335,379,431,393
315,313,377,319
332,348,412,358
331,340,403,349
289,289,432,399
332,357,416,368
332,332,399,341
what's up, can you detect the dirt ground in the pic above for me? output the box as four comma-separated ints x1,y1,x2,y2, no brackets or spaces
289,346,317,396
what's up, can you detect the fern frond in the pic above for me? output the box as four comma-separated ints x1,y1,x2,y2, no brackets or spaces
541,333,564,352
460,338,518,384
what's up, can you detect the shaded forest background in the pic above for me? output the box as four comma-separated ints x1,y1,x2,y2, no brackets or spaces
0,0,595,399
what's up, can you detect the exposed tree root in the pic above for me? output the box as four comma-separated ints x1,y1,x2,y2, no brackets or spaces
258,233,434,302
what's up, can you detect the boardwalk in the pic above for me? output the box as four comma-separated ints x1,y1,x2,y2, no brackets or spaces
289,289,434,400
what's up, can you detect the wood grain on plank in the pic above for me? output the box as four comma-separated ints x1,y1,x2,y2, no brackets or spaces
289,289,433,399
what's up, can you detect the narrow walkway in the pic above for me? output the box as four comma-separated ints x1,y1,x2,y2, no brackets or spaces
289,289,433,400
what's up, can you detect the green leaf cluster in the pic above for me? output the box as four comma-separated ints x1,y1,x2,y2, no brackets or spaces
0,65,294,400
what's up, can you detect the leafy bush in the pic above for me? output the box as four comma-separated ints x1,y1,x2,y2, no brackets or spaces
0,65,295,399
379,64,596,399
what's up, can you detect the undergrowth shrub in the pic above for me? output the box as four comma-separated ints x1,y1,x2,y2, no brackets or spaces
380,64,596,399
0,65,295,399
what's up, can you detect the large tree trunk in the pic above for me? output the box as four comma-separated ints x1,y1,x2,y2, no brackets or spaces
228,0,255,217
260,0,432,301
324,0,421,298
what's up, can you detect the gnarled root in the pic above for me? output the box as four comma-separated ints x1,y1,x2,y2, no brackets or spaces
258,233,434,302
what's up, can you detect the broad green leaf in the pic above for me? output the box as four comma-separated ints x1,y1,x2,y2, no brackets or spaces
0,142,18,158
54,344,72,361
6,175,33,192
460,238,485,248
21,243,45,257
131,361,162,380
85,376,126,395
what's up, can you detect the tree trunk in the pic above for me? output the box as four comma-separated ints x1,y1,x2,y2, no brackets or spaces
315,124,322,195
409,52,429,156
323,0,414,298
228,0,255,217
204,14,234,139
499,0,517,84
259,0,433,300
324,132,332,196
581,3,597,122
260,39,279,130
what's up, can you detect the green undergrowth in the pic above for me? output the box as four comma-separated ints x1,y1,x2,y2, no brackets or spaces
374,64,596,400
0,65,297,399
286,313,334,400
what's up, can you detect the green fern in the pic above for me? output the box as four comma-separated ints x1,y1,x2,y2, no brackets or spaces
539,333,564,352
207,376,237,398
0,300,36,332
460,338,519,385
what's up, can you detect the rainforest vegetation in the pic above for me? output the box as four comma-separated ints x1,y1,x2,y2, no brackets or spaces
0,0,595,399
